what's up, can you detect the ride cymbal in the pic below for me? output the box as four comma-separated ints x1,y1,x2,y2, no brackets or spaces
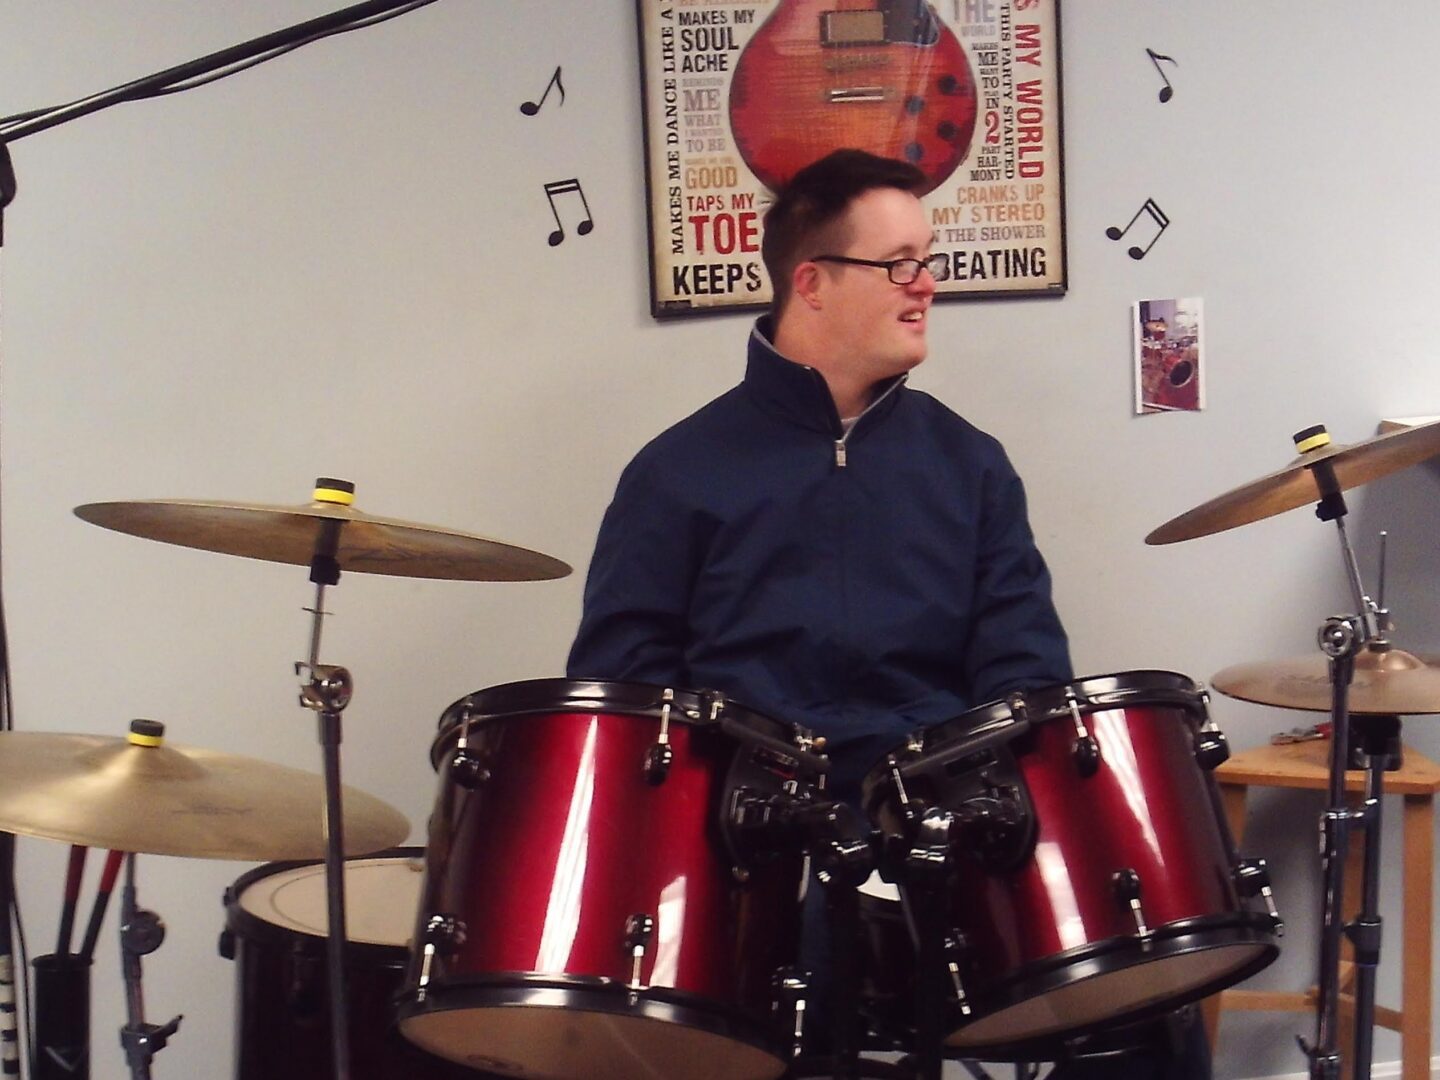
1146,420,1440,545
0,722,410,860
1212,646,1440,715
75,479,571,582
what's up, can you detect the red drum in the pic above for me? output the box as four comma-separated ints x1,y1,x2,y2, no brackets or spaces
862,671,1280,1056
396,679,824,1080
220,850,474,1080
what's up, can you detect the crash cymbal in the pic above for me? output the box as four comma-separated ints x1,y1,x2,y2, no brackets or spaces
75,478,571,582
1146,420,1440,545
1212,645,1440,715
0,721,410,860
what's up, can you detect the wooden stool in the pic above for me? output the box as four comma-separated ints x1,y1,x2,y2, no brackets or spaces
1202,738,1440,1079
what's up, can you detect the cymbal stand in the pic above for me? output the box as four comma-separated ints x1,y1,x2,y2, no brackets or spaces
116,855,180,1080
1302,458,1385,1080
295,513,355,1080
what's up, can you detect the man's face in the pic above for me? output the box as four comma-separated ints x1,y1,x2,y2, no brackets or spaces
818,187,937,387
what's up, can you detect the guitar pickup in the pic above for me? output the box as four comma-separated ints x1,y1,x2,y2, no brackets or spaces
821,10,886,46
820,3,941,47
828,86,888,103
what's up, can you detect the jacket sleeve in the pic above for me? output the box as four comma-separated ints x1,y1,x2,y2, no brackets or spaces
566,450,708,685
961,455,1073,704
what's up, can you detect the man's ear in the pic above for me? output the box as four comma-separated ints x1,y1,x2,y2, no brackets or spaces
792,260,825,310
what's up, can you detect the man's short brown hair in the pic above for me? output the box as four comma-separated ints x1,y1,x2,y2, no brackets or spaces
761,150,927,313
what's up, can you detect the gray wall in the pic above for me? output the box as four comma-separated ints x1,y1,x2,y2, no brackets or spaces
2,2,1438,1077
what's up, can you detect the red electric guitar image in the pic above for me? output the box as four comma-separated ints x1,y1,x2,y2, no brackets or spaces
728,0,976,195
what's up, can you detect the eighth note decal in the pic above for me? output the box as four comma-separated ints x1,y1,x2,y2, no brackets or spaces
521,66,565,116
1146,49,1177,104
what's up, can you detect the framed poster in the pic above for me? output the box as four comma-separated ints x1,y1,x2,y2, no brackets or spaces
635,0,1066,318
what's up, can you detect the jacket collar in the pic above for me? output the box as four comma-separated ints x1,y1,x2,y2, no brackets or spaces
744,317,906,436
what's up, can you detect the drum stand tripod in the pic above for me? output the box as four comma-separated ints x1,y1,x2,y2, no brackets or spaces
1300,458,1391,1080
117,855,181,1080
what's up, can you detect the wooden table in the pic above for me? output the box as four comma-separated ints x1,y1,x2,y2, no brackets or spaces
1203,738,1440,1079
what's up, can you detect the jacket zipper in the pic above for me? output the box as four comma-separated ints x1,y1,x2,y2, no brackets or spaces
833,376,906,468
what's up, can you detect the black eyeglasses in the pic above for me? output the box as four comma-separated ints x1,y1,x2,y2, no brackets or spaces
811,253,949,285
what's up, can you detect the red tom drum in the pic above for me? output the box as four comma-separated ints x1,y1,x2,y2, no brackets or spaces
862,670,1281,1056
396,679,823,1080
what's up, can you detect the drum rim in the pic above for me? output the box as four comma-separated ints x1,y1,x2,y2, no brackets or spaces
395,972,792,1067
860,669,1205,793
943,915,1279,1056
431,678,800,764
223,845,425,954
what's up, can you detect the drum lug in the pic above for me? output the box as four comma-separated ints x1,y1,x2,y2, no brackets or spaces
644,691,677,785
1193,700,1231,769
702,688,727,723
449,708,491,789
1235,857,1285,934
216,928,235,961
415,913,466,1001
624,913,656,989
1065,688,1101,778
771,966,811,1057
1111,868,1152,939
942,932,973,1015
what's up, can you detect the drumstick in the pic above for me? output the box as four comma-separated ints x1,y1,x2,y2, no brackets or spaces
56,845,87,955
77,850,125,964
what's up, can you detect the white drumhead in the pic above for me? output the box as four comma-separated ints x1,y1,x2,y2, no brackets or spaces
237,854,426,947
856,871,900,902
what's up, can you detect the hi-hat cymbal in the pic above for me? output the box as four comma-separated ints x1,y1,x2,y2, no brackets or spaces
1146,420,1440,545
0,723,411,860
75,480,571,582
1212,646,1440,715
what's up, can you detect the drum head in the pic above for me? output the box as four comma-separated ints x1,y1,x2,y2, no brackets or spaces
947,936,1272,1050
401,995,788,1080
236,851,425,947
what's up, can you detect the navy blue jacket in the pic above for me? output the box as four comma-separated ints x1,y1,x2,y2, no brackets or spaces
568,320,1071,790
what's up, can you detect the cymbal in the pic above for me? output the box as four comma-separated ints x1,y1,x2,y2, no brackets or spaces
1212,646,1440,715
0,723,411,860
1146,419,1440,545
75,481,571,582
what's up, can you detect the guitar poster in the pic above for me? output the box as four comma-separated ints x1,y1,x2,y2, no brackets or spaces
636,0,1066,318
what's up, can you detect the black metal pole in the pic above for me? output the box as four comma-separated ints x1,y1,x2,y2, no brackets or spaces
1309,632,1356,1080
0,0,430,145
1347,715,1398,1080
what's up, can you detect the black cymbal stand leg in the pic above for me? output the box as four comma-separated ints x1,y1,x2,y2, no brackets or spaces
1306,619,1359,1080
297,516,355,1080
116,855,180,1080
1347,714,1399,1080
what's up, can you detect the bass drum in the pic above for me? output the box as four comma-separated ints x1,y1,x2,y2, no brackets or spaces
396,679,824,1080
220,849,474,1080
863,670,1280,1057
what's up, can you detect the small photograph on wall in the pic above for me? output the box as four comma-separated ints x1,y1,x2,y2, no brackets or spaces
1133,297,1204,414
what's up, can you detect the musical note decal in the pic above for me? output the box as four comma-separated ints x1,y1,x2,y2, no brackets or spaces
1146,48,1177,103
543,179,593,246
521,66,565,116
1106,198,1169,260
